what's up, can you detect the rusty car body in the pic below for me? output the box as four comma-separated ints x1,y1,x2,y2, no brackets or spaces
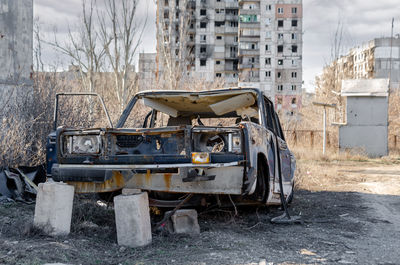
46,88,295,206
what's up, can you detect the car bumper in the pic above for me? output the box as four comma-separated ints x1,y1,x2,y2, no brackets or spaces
51,162,245,195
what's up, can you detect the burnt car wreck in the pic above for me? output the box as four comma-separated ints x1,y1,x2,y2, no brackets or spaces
47,88,295,207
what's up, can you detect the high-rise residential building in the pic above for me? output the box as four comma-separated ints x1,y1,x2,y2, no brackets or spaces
156,0,303,113
330,37,400,90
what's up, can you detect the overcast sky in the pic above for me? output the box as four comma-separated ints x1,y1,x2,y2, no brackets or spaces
34,0,400,90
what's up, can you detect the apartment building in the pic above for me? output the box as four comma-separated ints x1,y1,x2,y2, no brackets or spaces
332,37,400,90
155,0,303,113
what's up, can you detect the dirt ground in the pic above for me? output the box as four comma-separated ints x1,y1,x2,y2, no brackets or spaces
0,157,399,265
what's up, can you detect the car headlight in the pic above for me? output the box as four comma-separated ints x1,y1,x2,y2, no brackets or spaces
66,135,101,154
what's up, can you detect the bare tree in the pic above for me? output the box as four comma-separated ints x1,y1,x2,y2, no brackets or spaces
156,0,195,90
98,0,147,113
49,0,105,93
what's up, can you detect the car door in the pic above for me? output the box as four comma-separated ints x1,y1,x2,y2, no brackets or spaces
272,111,292,183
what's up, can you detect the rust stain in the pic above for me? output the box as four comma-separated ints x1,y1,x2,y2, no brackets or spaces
163,173,172,190
68,171,125,193
145,169,151,185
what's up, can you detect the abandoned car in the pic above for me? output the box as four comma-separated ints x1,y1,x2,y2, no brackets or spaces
46,88,295,207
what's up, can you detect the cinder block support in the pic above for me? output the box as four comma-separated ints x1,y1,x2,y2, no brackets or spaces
34,182,75,236
167,209,200,234
114,192,152,247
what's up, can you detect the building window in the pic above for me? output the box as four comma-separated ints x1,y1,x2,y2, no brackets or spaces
277,97,282,105
215,21,225,27
292,60,296,66
291,98,297,104
277,7,284,14
164,10,169,19
278,59,283,65
200,9,206,16
292,33,297,40
200,22,207,28
265,58,271,65
292,45,298,53
277,72,281,78
164,0,168,6
200,35,207,42
200,46,207,53
216,60,221,65
292,20,298,27
200,59,207,66
265,44,269,51
216,73,222,77
239,14,258,23
277,85,283,91
278,33,284,39
216,35,222,40
292,7,297,14
265,18,271,26
278,20,284,27
292,72,297,78
291,85,297,91
266,5,272,11
266,71,271,77
277,45,283,53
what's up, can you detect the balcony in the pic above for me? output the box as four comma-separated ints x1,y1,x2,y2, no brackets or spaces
215,14,225,21
225,27,238,34
239,9,259,15
225,52,238,59
215,63,225,72
239,22,260,29
226,1,239,8
215,27,225,34
225,65,238,71
238,62,260,69
239,0,260,2
239,35,260,42
238,49,259,56
225,14,239,21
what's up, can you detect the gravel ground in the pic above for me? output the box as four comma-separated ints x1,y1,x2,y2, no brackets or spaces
0,159,399,265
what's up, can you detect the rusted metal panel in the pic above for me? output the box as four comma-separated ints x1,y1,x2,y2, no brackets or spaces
125,166,244,195
68,171,125,193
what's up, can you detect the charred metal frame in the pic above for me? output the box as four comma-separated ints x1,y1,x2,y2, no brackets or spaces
53,92,113,130
48,88,295,205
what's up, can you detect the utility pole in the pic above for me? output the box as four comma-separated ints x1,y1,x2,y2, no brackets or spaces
389,18,394,91
313,102,336,155
387,18,394,156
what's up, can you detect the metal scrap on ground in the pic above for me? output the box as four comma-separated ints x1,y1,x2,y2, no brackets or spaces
0,166,46,203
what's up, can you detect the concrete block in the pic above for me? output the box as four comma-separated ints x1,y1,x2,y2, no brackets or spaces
121,188,142,196
114,192,152,247
167,209,200,234
34,182,75,236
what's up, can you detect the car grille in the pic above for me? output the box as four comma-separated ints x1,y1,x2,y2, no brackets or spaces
116,135,144,148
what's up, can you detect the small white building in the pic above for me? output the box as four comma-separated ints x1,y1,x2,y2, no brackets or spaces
339,79,389,157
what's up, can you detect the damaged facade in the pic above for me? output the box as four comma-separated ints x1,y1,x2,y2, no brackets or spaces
153,0,303,115
0,0,33,109
322,37,400,91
